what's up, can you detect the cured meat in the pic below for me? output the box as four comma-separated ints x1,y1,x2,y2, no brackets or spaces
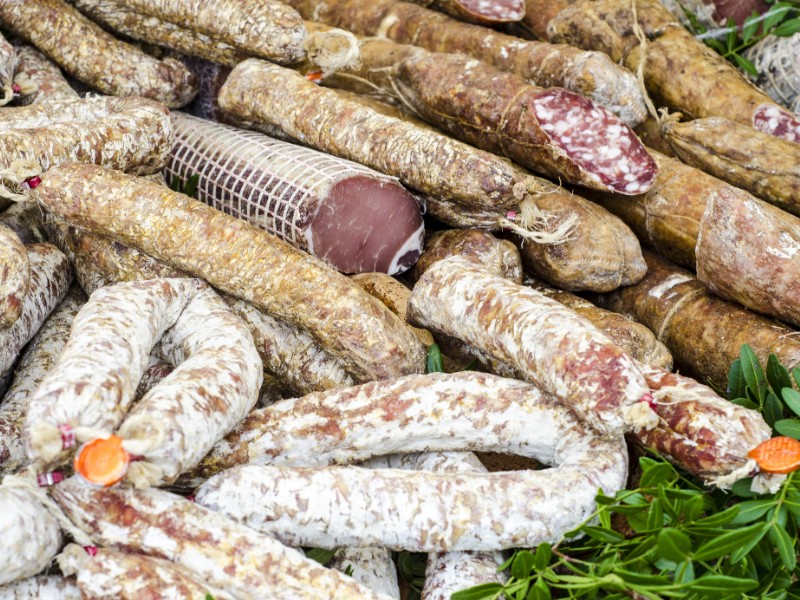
117,287,263,488
403,0,525,23
0,224,28,328
331,40,657,195
58,545,233,600
133,357,174,401
52,478,394,599
546,0,800,142
0,0,197,107
0,32,15,107
0,575,81,599
407,257,654,433
166,111,424,275
283,0,648,127
12,45,77,106
745,34,800,115
696,189,800,327
659,0,768,27
194,422,629,552
411,229,523,283
35,164,426,382
179,371,612,485
588,151,717,269
0,243,71,375
639,365,772,487
593,251,800,389
389,453,507,600
0,202,47,244
0,96,173,177
0,286,85,476
328,547,400,599
219,59,533,210
0,483,62,586
23,278,204,471
524,275,673,370
634,116,676,157
663,117,800,217
424,185,647,292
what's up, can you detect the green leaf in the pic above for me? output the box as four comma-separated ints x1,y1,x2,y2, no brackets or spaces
732,499,775,524
731,397,760,410
343,565,354,577
742,11,761,44
582,526,624,544
765,392,786,427
770,523,797,571
726,18,738,51
526,578,551,600
733,53,759,78
792,367,800,391
657,528,692,562
674,559,694,585
683,495,705,521
693,522,769,561
773,15,800,35
640,462,678,488
764,3,795,31
775,419,800,440
693,504,740,526
686,574,758,594
304,548,337,565
533,544,552,572
611,569,670,586
646,498,664,530
728,358,747,400
183,173,200,198
511,550,535,581
751,535,773,570
768,355,794,394
741,344,767,404
425,344,444,374
783,388,800,417
451,583,504,600
731,477,760,498
205,595,215,600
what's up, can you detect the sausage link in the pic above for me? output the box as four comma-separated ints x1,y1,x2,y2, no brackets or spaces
0,224,28,328
0,202,47,244
12,45,77,106
0,32,15,106
402,0,525,24
328,546,400,599
0,575,80,599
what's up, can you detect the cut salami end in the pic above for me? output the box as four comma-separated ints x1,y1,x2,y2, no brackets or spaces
532,89,658,195
459,0,526,21
753,104,800,143
310,175,424,275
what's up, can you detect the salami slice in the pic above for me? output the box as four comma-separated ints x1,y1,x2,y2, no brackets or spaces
0,224,28,328
0,96,173,178
12,45,77,107
116,287,263,488
166,111,424,275
58,545,233,600
0,32,15,107
0,0,197,107
402,0,525,23
0,286,85,476
23,278,204,471
35,164,426,382
0,243,71,375
407,257,654,433
52,478,395,599
0,575,81,599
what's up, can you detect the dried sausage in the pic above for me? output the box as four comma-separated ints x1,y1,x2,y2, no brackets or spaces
0,224,28,328
12,45,77,106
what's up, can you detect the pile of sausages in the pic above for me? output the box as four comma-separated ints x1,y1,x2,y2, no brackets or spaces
0,0,797,597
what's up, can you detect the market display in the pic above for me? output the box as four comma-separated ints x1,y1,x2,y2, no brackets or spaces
2,0,800,597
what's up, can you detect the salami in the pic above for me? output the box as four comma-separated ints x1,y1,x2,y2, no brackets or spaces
58,545,233,600
403,0,525,23
0,243,71,375
0,483,62,586
0,224,28,328
0,0,197,107
634,116,676,157
12,45,77,106
219,59,533,210
546,0,800,142
35,164,426,382
663,117,800,217
328,547,400,599
524,275,673,370
593,251,800,390
0,96,173,178
116,287,263,488
166,111,424,275
407,257,655,433
0,202,46,244
52,478,394,599
0,575,81,599
745,33,800,115
332,40,657,195
696,189,800,327
424,185,647,292
0,32,15,107
23,278,204,471
0,286,85,476
194,424,628,552
283,0,648,127
411,229,523,284
179,371,613,486
133,356,174,401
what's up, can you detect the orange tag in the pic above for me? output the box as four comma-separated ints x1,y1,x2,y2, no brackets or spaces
305,70,324,83
748,436,800,474
74,435,130,487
